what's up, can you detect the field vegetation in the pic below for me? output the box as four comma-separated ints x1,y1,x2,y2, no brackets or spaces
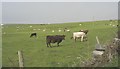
2,20,118,67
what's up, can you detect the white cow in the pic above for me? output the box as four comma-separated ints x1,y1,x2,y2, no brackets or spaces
72,32,87,42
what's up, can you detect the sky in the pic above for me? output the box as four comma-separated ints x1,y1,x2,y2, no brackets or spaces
0,2,1,24
2,1,119,24
1,0,119,2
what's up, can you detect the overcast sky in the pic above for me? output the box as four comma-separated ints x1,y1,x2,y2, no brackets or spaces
1,0,119,2
2,2,118,24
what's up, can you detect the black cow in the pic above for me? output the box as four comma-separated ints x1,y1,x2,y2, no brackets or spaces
46,35,65,47
30,33,37,37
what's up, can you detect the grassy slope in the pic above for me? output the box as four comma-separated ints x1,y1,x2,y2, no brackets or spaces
2,20,118,67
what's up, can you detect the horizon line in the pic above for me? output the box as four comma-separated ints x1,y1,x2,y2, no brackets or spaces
2,19,118,24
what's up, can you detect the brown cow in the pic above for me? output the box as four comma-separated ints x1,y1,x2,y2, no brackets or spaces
79,30,89,34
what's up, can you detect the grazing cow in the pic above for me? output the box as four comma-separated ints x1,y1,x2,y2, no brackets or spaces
46,35,65,47
71,32,87,42
79,29,89,34
30,33,37,37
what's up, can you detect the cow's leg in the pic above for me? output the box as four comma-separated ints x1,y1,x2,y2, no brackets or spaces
83,36,84,42
57,42,59,47
49,43,52,48
47,43,49,47
75,37,77,42
85,37,88,41
83,35,87,41
81,36,84,42
73,36,76,42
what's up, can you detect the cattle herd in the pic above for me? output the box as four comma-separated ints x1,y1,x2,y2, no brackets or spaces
30,29,89,48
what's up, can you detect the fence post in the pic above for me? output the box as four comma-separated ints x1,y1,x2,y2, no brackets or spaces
18,51,24,69
96,36,100,44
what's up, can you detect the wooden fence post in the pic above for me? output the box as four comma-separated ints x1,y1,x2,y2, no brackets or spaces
96,36,100,44
18,51,24,69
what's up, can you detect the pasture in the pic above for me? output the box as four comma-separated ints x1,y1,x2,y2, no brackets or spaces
2,20,118,67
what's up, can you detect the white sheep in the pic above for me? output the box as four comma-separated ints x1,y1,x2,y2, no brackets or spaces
66,29,70,32
52,30,54,32
30,26,32,28
58,30,61,32
43,29,46,31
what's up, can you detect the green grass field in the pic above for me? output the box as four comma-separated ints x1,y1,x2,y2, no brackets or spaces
2,20,118,67
0,25,2,68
